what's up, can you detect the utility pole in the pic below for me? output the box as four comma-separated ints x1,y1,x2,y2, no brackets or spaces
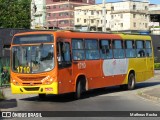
102,0,106,32
31,0,36,29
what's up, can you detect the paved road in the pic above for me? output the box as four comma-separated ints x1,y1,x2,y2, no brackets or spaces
0,72,160,119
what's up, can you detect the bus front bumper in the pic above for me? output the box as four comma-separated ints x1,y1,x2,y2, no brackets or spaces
11,82,58,94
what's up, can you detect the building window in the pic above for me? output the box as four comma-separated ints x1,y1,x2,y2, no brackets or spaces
121,23,123,27
91,10,94,15
77,18,79,22
111,15,114,19
59,20,69,25
133,5,136,10
53,5,56,9
145,6,148,10
120,14,123,18
91,19,94,23
145,15,147,19
133,14,136,18
84,19,86,23
46,6,50,9
59,13,63,16
59,5,62,8
111,6,114,11
97,11,99,15
47,13,51,17
145,23,148,28
134,22,136,27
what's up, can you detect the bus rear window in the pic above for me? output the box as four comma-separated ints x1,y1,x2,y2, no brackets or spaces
13,34,54,44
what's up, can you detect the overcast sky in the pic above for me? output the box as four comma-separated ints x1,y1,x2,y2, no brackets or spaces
96,0,160,4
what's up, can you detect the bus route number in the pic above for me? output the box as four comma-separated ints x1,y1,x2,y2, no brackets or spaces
78,62,86,69
17,66,30,73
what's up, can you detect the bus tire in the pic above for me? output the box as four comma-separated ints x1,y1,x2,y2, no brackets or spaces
38,94,46,99
127,73,136,90
75,81,82,99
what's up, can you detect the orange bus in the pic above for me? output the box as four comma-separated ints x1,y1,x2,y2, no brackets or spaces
10,30,154,99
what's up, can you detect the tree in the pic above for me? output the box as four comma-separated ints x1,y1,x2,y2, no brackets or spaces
0,0,31,29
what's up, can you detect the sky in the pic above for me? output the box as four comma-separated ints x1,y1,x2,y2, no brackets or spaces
96,0,160,4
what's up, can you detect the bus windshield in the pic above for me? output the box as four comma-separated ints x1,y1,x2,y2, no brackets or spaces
12,44,54,74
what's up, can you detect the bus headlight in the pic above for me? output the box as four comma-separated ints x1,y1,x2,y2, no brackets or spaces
41,76,53,85
12,79,19,85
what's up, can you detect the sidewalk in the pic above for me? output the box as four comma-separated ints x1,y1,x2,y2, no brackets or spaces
138,70,160,103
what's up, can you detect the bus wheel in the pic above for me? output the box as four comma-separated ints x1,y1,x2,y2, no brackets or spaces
128,73,136,90
38,94,46,99
75,81,82,99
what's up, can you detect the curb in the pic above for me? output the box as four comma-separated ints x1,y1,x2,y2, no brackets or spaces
137,86,160,103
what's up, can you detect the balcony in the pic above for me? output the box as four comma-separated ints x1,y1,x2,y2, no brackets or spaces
111,10,148,14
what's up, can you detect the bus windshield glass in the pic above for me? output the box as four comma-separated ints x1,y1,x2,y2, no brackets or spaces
12,44,54,74
13,34,54,44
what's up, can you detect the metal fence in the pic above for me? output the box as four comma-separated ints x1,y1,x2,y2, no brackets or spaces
0,57,10,87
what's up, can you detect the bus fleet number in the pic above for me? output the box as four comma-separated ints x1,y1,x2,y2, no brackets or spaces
17,66,30,73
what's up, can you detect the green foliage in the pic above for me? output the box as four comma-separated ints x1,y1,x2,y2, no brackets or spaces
0,0,31,28
154,63,160,69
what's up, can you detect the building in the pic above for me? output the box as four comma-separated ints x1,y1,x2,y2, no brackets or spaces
31,0,46,29
45,0,95,30
149,4,160,34
74,4,111,31
75,0,150,33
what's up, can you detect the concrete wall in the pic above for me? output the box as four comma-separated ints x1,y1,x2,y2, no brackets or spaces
151,35,160,63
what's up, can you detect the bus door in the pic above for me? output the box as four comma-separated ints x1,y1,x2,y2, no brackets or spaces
135,40,147,81
57,41,73,94
145,40,154,79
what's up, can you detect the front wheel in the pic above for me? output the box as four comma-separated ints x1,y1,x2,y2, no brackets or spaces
127,73,136,90
74,81,82,99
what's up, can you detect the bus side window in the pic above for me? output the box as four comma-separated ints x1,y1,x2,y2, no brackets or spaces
113,40,125,59
72,39,85,61
145,41,152,57
125,40,136,58
85,39,100,60
136,40,145,57
100,40,113,59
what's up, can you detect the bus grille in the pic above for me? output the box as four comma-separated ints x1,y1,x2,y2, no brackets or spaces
22,83,42,86
18,76,46,81
24,87,40,91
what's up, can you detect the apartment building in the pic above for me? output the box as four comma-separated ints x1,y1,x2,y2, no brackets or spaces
46,0,95,30
75,4,111,31
149,4,160,34
31,0,46,29
75,0,150,33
